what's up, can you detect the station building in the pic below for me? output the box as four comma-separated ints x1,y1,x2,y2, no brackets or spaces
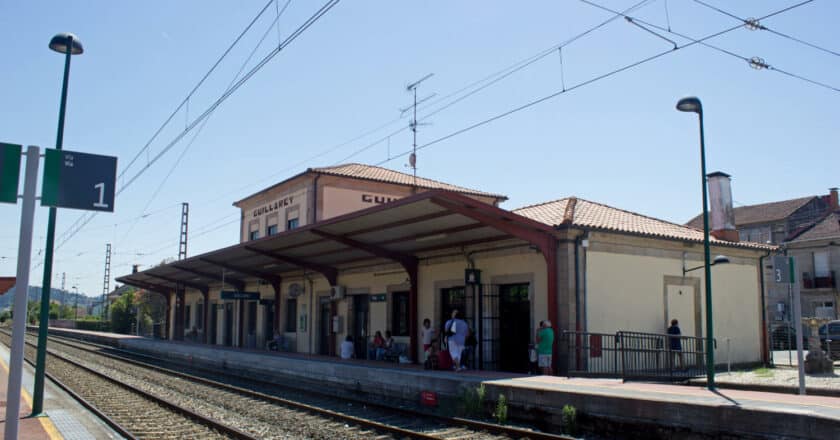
117,163,773,373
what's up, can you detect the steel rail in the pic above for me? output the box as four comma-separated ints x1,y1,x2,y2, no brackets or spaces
36,330,572,439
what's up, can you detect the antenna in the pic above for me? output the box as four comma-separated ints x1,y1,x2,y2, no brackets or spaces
403,73,434,188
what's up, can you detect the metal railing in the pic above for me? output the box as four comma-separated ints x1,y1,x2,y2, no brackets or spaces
562,330,713,381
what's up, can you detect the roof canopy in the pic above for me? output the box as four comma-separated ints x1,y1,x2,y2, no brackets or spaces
118,190,554,294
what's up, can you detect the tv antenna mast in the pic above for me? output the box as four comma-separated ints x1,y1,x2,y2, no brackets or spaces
400,73,435,188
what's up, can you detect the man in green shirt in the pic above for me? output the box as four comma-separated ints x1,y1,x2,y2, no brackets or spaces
536,320,555,375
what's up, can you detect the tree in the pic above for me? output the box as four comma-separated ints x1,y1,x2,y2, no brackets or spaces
110,289,136,334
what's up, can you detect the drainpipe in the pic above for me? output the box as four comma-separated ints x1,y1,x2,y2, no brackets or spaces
310,174,321,224
307,273,315,355
759,250,771,366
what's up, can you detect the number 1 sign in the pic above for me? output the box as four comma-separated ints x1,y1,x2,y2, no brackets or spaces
41,148,117,212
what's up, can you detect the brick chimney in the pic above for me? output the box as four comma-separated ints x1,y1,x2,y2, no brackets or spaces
830,187,839,211
707,172,739,242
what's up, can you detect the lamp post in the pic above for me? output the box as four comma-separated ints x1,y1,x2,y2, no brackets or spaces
32,32,84,416
676,96,716,390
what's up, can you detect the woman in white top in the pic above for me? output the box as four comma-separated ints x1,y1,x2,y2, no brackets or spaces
340,335,355,359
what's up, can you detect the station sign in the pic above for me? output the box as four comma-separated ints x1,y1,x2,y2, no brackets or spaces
465,268,481,285
0,142,22,204
773,255,793,284
369,293,386,302
221,290,260,300
41,148,117,212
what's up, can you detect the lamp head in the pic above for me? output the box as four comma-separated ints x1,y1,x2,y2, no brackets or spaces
49,33,84,55
712,255,730,265
676,96,702,114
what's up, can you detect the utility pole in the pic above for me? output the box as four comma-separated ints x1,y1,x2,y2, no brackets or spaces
61,272,65,292
400,73,435,189
102,243,111,322
179,202,189,260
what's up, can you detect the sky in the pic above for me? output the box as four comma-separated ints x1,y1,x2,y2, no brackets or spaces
1,0,838,298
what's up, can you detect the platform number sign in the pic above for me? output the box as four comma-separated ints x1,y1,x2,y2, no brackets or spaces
773,255,792,284
41,148,117,212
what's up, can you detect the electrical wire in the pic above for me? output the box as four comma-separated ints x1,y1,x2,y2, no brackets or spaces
375,0,817,167
584,1,840,93
52,0,341,253
692,0,839,58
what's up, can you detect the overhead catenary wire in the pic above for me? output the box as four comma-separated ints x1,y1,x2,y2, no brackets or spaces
583,0,840,93
692,0,840,58
375,0,817,167
51,0,341,254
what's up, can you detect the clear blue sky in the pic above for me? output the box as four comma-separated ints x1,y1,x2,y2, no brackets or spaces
1,0,838,297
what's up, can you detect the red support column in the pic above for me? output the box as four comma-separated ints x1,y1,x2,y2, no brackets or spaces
202,290,210,344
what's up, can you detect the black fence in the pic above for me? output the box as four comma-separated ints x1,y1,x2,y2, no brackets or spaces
562,330,713,381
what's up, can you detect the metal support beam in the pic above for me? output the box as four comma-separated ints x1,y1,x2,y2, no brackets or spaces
115,277,174,296
199,258,282,289
311,229,420,362
171,264,245,292
244,246,338,286
145,273,210,293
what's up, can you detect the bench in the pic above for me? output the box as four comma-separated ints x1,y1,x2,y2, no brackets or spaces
382,342,408,363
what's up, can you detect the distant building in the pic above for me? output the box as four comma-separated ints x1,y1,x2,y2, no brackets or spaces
688,181,839,322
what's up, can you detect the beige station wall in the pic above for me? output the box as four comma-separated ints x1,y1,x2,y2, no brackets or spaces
586,250,762,365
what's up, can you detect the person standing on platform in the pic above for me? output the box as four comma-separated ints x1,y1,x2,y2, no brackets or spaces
444,309,468,371
340,335,355,360
667,319,683,369
421,318,435,359
370,331,385,360
536,320,555,375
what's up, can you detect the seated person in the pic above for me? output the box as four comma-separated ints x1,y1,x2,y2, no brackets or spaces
424,339,440,370
369,331,385,360
340,335,354,360
266,331,283,351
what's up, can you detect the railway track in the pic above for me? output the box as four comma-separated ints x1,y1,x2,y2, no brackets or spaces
5,330,571,439
0,331,252,439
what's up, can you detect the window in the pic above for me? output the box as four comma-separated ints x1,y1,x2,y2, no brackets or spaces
391,291,409,336
286,207,300,230
248,220,259,241
266,224,278,236
285,298,297,333
184,305,191,330
266,214,278,236
814,251,830,278
287,217,299,230
249,230,259,240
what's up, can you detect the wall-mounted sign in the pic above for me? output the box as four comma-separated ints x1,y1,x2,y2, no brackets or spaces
252,195,294,218
41,148,117,212
465,269,481,285
321,186,404,220
370,293,387,302
773,256,793,284
0,143,22,204
220,290,259,300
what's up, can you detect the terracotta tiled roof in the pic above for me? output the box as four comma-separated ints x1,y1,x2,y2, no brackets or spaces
0,277,15,295
789,212,840,242
310,163,507,200
515,197,773,249
686,196,815,228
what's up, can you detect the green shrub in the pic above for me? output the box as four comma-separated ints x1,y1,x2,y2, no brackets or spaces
460,383,486,417
561,404,577,435
493,394,508,425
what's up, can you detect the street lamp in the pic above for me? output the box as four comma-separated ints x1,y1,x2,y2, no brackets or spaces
683,255,730,276
676,96,717,390
32,32,84,417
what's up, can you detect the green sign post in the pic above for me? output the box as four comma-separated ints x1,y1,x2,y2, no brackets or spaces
0,143,22,204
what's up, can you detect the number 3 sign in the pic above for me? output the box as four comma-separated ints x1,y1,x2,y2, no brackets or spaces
41,148,117,212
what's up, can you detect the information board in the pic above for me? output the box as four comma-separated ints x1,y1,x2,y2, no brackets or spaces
0,143,22,204
41,148,117,212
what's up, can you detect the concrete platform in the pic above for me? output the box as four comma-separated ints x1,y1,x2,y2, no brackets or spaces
0,338,123,439
50,328,840,439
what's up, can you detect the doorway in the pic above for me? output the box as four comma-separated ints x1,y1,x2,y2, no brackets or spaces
498,283,530,373
353,295,369,360
264,301,275,342
246,301,257,348
319,297,331,355
223,302,234,346
441,286,471,333
210,304,218,345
